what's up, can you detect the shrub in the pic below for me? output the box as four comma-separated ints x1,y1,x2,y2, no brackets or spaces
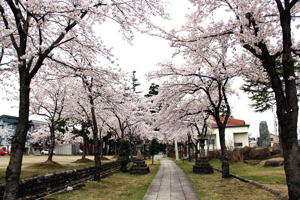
249,148,271,159
117,139,131,172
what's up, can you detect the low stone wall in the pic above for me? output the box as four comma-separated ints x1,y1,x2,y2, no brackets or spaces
0,161,120,199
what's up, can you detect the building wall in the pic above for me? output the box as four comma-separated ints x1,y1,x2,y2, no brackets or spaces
0,115,47,151
207,126,249,150
55,143,80,155
0,117,18,147
270,134,280,146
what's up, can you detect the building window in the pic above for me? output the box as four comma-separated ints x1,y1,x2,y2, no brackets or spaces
207,139,215,145
234,143,243,147
271,138,274,141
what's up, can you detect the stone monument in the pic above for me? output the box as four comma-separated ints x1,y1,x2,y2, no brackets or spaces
129,144,150,174
193,138,214,174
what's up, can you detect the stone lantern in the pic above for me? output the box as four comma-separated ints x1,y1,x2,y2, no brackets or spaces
129,143,150,174
192,119,214,174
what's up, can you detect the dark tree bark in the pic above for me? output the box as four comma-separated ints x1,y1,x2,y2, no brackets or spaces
187,135,192,162
4,70,31,200
89,93,101,182
47,125,56,161
276,3,300,199
240,1,300,197
204,79,231,178
215,122,230,178
82,134,88,160
1,1,88,198
195,140,199,160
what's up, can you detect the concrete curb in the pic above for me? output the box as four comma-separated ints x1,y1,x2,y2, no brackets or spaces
213,168,287,200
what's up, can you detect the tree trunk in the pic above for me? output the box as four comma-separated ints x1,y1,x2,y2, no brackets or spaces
254,8,300,198
82,135,87,160
93,135,101,182
3,70,30,200
47,126,55,161
130,143,133,160
143,143,146,160
114,141,118,157
195,141,199,160
278,8,300,199
89,96,101,182
218,125,230,178
278,112,300,199
187,136,192,162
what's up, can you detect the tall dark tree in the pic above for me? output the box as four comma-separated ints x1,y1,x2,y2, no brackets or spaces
132,70,141,94
118,139,131,172
241,4,300,198
241,62,299,112
203,78,231,178
149,138,160,164
145,83,159,97
80,76,102,182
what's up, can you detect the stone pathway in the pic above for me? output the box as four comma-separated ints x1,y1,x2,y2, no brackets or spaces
143,159,200,200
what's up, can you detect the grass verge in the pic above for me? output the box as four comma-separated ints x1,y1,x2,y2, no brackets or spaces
210,159,286,183
0,162,94,184
210,158,288,197
176,160,281,200
48,160,160,200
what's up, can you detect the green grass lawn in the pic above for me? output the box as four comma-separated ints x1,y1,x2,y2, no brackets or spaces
209,159,286,184
0,162,95,184
176,160,282,200
0,155,109,184
48,160,160,200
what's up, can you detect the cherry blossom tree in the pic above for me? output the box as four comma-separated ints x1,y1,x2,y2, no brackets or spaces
163,1,300,198
150,38,235,177
0,1,167,198
61,68,112,180
80,74,105,181
31,79,70,162
28,125,82,152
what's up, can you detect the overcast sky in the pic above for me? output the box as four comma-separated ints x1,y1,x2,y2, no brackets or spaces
0,1,279,138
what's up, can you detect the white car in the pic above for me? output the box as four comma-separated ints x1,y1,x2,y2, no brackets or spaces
41,149,55,155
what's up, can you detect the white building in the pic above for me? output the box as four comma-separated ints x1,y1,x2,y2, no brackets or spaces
205,118,250,150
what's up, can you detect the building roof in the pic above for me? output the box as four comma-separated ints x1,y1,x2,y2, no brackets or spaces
0,115,47,126
210,117,249,128
0,115,19,124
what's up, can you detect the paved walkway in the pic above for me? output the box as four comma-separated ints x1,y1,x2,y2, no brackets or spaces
143,159,199,200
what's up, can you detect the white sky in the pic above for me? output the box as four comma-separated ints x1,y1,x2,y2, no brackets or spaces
0,1,279,138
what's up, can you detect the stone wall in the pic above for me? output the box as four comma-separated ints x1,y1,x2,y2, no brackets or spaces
0,161,120,199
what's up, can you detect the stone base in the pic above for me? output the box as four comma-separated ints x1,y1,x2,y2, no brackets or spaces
193,157,214,174
129,159,150,175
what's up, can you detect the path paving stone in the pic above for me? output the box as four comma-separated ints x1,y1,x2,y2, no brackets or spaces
143,159,199,200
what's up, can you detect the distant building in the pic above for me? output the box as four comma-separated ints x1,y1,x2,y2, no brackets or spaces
205,118,250,150
0,115,47,151
249,137,257,147
270,134,280,147
0,115,19,148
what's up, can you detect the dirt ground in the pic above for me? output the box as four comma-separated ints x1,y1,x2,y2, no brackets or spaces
0,155,114,168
